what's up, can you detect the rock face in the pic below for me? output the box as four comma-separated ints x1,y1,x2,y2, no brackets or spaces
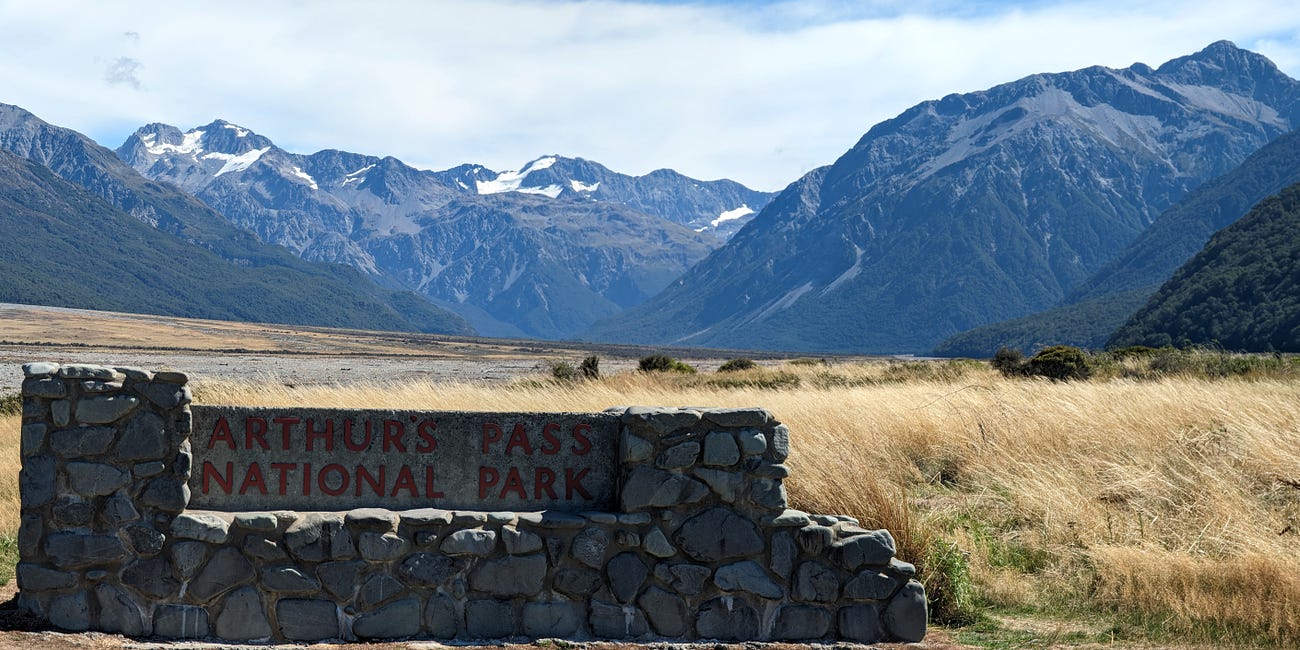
17,363,926,643
589,41,1300,354
116,125,773,339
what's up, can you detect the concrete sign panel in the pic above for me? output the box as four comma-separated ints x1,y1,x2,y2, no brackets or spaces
189,405,619,511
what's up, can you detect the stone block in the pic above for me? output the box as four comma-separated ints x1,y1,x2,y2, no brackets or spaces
398,553,463,587
102,495,140,526
19,454,55,508
502,525,542,554
20,423,47,456
749,477,788,511
52,499,95,528
643,527,676,558
15,563,77,591
140,477,189,512
737,429,767,455
839,602,884,642
57,364,114,380
75,395,139,424
346,507,399,530
80,380,121,393
553,567,602,597
132,460,166,478
262,566,320,593
440,528,497,556
797,524,834,555
835,529,897,570
355,597,421,639
675,507,764,562
768,423,790,461
154,370,189,384
620,466,708,511
318,560,365,600
215,587,272,641
358,531,409,560
607,552,649,603
470,554,546,597
114,366,153,381
44,532,126,569
154,604,209,638
96,584,145,636
622,406,701,434
116,411,167,461
277,598,340,641
189,547,254,602
570,527,608,568
172,512,231,543
233,512,278,532
135,381,191,409
401,507,453,526
22,361,59,377
667,563,711,595
48,592,90,631
51,400,70,427
883,579,928,642
359,573,407,607
425,593,459,638
590,600,648,639
121,556,180,599
714,559,784,599
844,569,902,600
656,441,700,469
522,602,582,637
620,432,654,463
703,431,741,466
639,586,688,637
693,467,741,502
465,599,514,639
774,604,832,640
67,461,129,497
794,560,841,602
169,541,208,579
696,596,759,640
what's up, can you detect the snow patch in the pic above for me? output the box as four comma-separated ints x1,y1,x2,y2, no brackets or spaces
570,180,600,193
340,164,375,186
289,166,319,190
144,129,205,156
476,156,561,196
222,123,250,138
516,184,563,199
711,205,755,229
205,147,270,177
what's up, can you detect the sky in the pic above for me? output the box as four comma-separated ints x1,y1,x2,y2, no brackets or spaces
1,0,1299,191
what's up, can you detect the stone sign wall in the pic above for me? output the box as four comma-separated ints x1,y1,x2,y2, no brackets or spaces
16,362,927,643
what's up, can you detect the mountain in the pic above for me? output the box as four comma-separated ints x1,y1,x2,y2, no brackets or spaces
117,124,766,338
934,127,1300,356
0,104,472,334
586,41,1300,354
1109,180,1300,351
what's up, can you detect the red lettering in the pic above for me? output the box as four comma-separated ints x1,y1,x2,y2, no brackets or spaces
571,423,592,456
505,423,533,455
303,462,312,495
356,465,385,496
541,423,561,455
272,417,299,450
482,422,503,453
319,464,349,496
202,461,233,493
500,466,527,499
566,468,592,500
245,417,268,450
416,420,437,453
478,466,499,499
208,417,236,450
391,465,419,497
425,466,444,498
343,419,372,452
270,462,296,495
382,420,406,452
534,467,557,499
239,462,268,495
306,418,334,452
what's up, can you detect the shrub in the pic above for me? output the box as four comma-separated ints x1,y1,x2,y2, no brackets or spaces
579,355,600,380
1024,345,1092,381
549,361,579,382
991,347,1026,377
718,358,757,373
0,392,20,416
638,355,696,374
788,357,828,366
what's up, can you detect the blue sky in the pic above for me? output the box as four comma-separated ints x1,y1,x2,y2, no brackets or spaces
1,0,1299,190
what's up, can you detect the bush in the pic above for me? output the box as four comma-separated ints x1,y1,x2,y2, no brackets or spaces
718,358,757,373
1024,345,1092,381
991,347,1026,377
579,355,600,380
549,361,579,382
0,392,20,416
788,357,829,366
638,355,696,374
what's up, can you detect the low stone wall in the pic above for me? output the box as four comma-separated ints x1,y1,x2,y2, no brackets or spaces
16,362,927,643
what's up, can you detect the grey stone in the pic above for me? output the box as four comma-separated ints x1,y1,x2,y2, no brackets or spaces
714,560,783,599
52,498,95,528
546,536,564,564
704,408,772,427
401,508,453,526
845,569,902,600
693,467,742,502
45,532,126,569
233,512,278,531
16,563,77,591
242,536,287,561
891,557,918,576
48,592,90,631
702,431,741,466
215,587,272,641
102,495,139,526
124,524,166,557
327,519,356,559
737,429,767,455
749,477,788,510
755,463,791,478
96,584,145,635
839,602,885,642
80,380,121,393
768,423,790,461
453,511,489,525
774,605,832,640
76,395,139,424
19,454,54,508
132,460,166,477
284,513,335,562
771,530,797,579
48,426,115,457
487,511,516,525
18,514,41,558
798,524,835,555
639,586,688,637
553,567,602,597
140,477,189,512
696,596,759,640
570,527,609,568
359,573,407,607
346,507,399,530
359,531,409,560
522,602,582,637
85,570,108,581
154,370,189,384
172,512,230,543
616,530,641,547
668,563,711,596
277,598,340,641
414,530,439,547
355,597,421,639
67,461,129,497
135,381,191,409
656,441,700,469
20,423,46,456
425,593,459,638
518,510,586,528
585,511,618,524
189,547,254,602
263,566,320,593
622,406,702,434
675,507,764,562
590,600,648,639
465,599,514,638
116,411,167,461
398,553,463,587
619,513,652,525
643,527,676,558
769,509,811,527
170,541,208,579
115,366,153,381
440,528,496,556
883,579,928,642
154,604,209,639
607,552,649,603
175,411,191,433
795,560,841,602
620,466,709,511
620,432,654,463
51,400,70,427
470,554,546,597
22,361,59,377
318,560,365,600
835,529,897,570
502,526,543,554
57,364,114,379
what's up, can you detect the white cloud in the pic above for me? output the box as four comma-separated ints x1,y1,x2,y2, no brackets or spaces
0,0,1298,190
